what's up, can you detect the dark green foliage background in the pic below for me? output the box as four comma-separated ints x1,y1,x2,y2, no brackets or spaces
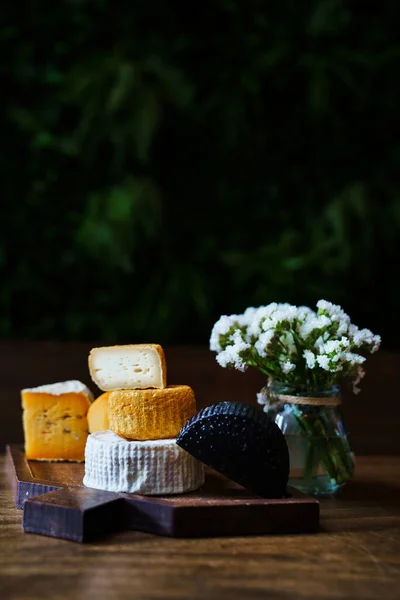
1,1,399,347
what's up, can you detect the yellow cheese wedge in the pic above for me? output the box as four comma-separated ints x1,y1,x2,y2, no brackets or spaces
88,343,167,391
21,380,93,461
108,385,196,440
87,392,110,434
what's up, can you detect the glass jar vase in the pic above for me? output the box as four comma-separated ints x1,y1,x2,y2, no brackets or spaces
257,380,355,496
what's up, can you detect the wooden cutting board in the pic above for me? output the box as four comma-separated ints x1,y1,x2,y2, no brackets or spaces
6,444,320,543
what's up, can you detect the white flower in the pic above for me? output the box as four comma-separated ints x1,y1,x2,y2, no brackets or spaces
316,299,347,318
269,305,299,327
254,329,275,358
330,353,342,363
316,354,330,371
298,314,331,339
281,361,296,374
349,326,381,353
348,323,358,338
316,300,331,312
297,306,316,321
303,349,316,369
315,348,346,372
344,352,366,366
209,314,241,352
240,307,259,333
336,320,349,336
216,332,251,372
247,303,296,338
321,340,341,354
247,304,277,338
230,329,244,343
316,299,350,335
350,326,370,346
320,337,350,355
216,350,242,369
371,335,381,353
210,299,381,389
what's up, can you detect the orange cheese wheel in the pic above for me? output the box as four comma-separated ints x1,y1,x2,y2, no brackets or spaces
87,392,110,434
108,385,196,441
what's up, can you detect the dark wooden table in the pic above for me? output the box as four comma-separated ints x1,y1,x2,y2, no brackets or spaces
1,455,400,600
1,342,400,599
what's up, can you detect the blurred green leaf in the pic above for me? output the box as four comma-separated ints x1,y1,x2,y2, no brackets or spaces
1,0,399,348
307,0,350,36
106,62,136,114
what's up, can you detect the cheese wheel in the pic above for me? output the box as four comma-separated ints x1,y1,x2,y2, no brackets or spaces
83,430,205,495
21,380,93,461
176,401,290,499
108,385,196,440
88,344,167,391
87,392,110,434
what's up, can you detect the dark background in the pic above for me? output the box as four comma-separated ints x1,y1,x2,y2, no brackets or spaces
1,1,399,348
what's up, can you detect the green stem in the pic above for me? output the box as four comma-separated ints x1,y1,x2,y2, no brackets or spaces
319,412,354,481
293,409,352,486
313,418,346,483
303,436,316,481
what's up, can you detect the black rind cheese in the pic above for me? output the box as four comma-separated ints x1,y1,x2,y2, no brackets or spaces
176,401,290,498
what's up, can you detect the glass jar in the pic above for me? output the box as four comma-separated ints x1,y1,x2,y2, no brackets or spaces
257,380,355,496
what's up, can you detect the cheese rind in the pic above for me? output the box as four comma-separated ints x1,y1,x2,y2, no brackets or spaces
88,344,167,391
83,430,205,495
22,380,93,398
87,392,110,434
108,385,196,440
176,401,290,499
21,380,93,461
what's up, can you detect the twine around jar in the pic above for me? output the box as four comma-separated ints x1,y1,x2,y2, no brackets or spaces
270,393,341,407
264,377,342,407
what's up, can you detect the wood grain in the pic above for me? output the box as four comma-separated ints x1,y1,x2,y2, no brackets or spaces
23,488,126,543
1,454,400,599
1,342,399,455
6,445,319,541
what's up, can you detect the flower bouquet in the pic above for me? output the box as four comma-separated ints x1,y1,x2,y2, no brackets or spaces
210,300,381,495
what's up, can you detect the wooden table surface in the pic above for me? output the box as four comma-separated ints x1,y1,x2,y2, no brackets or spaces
1,455,399,600
1,342,400,599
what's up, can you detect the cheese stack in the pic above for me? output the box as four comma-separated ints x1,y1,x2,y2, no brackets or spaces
84,344,204,495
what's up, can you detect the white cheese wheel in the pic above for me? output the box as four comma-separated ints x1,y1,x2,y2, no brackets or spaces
83,430,205,495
